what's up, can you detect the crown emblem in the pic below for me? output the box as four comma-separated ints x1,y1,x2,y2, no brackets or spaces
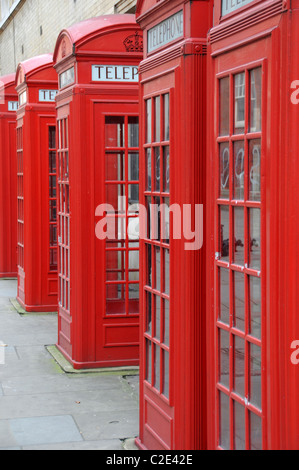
124,31,143,53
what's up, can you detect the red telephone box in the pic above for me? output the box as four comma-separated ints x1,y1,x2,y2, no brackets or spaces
206,0,299,450
15,54,58,312
0,74,18,278
53,15,143,369
136,0,213,450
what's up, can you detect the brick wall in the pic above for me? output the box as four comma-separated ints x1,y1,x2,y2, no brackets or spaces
0,0,137,76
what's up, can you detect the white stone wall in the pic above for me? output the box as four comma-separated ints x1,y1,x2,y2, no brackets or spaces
0,0,137,76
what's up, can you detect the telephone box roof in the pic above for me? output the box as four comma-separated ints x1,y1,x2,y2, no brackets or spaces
15,54,54,86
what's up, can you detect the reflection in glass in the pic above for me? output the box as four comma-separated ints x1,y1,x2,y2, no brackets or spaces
234,141,245,200
219,268,230,325
234,73,245,134
234,207,244,266
249,208,261,270
146,99,152,144
155,247,161,292
220,329,230,389
250,343,262,410
234,402,246,450
163,146,170,193
220,392,230,450
249,140,261,201
234,335,245,397
164,248,170,296
146,339,152,382
219,77,230,136
250,412,262,450
146,149,151,191
250,68,262,133
250,277,261,340
234,272,245,332
220,143,230,199
155,147,161,191
146,291,152,334
155,96,161,142
105,116,124,147
220,206,229,261
105,153,125,181
164,94,170,141
155,296,161,341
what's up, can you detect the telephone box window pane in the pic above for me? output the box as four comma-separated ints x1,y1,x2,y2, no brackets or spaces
162,198,170,243
128,116,139,148
128,153,139,181
164,249,170,296
249,208,261,270
219,392,230,450
219,77,230,136
49,126,56,149
105,153,125,181
106,185,126,214
219,329,230,388
234,402,246,450
146,339,152,383
106,251,126,281
219,268,230,325
154,345,160,390
250,277,261,340
164,299,170,347
128,184,139,208
154,147,161,191
163,350,169,399
234,73,245,134
164,94,170,141
155,295,161,341
250,413,262,450
220,143,230,199
147,244,152,287
163,146,170,193
49,176,57,198
105,116,125,147
129,283,139,300
220,206,229,261
155,247,161,292
234,272,245,332
233,141,245,200
250,68,262,133
146,292,152,334
250,343,262,410
234,335,245,397
234,207,244,266
146,100,152,144
155,96,161,142
249,140,261,201
146,149,152,191
49,151,56,173
50,200,57,222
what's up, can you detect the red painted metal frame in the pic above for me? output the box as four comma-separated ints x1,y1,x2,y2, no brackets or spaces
0,74,18,278
136,0,213,450
15,54,58,312
207,0,299,451
53,16,143,369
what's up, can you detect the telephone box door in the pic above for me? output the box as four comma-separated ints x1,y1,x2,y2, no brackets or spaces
94,103,140,366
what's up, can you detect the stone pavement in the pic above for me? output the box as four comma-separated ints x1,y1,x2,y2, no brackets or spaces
0,280,139,450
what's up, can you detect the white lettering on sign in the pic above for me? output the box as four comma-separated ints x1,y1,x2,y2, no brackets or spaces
8,101,18,111
39,90,58,102
92,65,139,83
19,90,27,106
147,10,184,54
222,0,255,16
59,66,75,89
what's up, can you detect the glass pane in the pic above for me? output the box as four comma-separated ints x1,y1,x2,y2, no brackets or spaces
154,147,161,191
163,350,169,399
155,295,161,340
234,207,244,266
106,251,125,281
234,401,246,450
146,149,151,191
250,68,262,133
234,73,245,134
250,343,262,410
249,140,261,201
164,94,170,141
234,335,245,397
105,153,125,181
219,77,230,136
220,206,229,261
146,99,152,144
146,291,152,334
233,141,245,200
164,249,170,296
162,197,170,243
163,146,170,193
49,176,56,198
147,243,152,286
128,116,139,148
249,208,261,270
106,184,126,214
49,126,56,149
220,329,230,389
219,392,230,450
155,246,161,292
219,268,230,325
250,412,262,450
106,284,125,302
128,153,139,181
250,277,261,340
154,344,160,390
164,299,170,347
155,96,161,142
220,143,230,199
49,151,56,173
146,339,152,382
234,272,245,332
105,116,124,147
129,283,139,300
128,184,139,208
